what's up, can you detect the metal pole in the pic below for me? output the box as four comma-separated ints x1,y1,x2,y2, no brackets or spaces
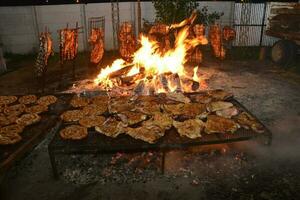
80,4,88,51
137,0,141,34
259,2,267,46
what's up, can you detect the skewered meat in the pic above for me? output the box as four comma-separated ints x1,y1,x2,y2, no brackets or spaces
119,22,136,60
60,28,78,62
149,23,171,52
209,24,225,59
223,26,236,41
35,31,53,77
89,28,104,64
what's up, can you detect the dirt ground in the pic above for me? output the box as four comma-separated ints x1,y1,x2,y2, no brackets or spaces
0,52,300,200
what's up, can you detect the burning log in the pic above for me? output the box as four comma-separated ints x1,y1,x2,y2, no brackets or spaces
120,72,144,85
181,77,199,92
108,64,134,79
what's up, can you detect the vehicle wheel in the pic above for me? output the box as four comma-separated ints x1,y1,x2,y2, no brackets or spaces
271,40,297,67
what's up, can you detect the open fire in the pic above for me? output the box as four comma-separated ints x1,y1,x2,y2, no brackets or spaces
94,13,208,95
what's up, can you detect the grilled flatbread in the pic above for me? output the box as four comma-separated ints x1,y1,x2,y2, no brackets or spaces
0,96,18,105
25,104,48,114
82,104,107,116
18,95,37,104
16,113,41,126
0,131,22,145
205,115,239,134
4,104,26,116
37,95,57,106
70,96,90,108
79,115,106,128
206,101,233,112
134,100,161,115
143,112,173,130
108,97,135,114
216,106,239,118
60,110,85,122
166,92,191,103
235,112,264,133
0,114,18,126
91,95,109,105
95,118,125,138
190,94,212,104
60,125,88,140
125,124,164,144
173,119,204,139
117,111,147,126
208,89,233,100
163,103,207,118
0,124,24,135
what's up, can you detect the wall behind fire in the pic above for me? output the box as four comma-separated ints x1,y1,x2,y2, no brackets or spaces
0,1,264,54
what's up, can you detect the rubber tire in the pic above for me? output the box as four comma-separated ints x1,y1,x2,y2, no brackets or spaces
271,40,297,67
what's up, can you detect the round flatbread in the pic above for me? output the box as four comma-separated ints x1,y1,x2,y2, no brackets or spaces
60,125,88,140
79,115,106,128
60,110,85,122
0,114,18,126
37,95,57,106
91,96,109,106
4,104,26,116
82,104,107,116
70,96,90,108
0,96,18,105
0,124,24,135
16,113,41,126
25,104,48,114
18,95,37,104
0,131,22,145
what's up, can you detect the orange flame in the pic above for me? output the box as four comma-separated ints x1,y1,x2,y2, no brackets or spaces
94,13,208,94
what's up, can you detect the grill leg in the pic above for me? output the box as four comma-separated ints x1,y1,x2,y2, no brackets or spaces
161,151,166,174
48,149,59,180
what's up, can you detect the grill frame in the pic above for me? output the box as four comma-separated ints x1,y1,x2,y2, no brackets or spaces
48,97,272,179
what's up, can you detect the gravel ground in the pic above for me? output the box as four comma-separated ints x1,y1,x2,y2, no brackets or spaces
0,58,300,200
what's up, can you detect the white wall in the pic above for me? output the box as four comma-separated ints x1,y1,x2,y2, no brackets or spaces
0,6,38,54
0,1,235,54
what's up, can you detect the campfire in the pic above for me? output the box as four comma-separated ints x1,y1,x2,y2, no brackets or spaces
94,13,208,95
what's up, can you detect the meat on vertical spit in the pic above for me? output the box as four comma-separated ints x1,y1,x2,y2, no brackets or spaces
35,31,53,77
119,22,136,61
60,28,79,62
222,26,236,42
89,28,104,64
209,24,225,59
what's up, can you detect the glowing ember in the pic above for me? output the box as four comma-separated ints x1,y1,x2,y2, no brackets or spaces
94,13,208,94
